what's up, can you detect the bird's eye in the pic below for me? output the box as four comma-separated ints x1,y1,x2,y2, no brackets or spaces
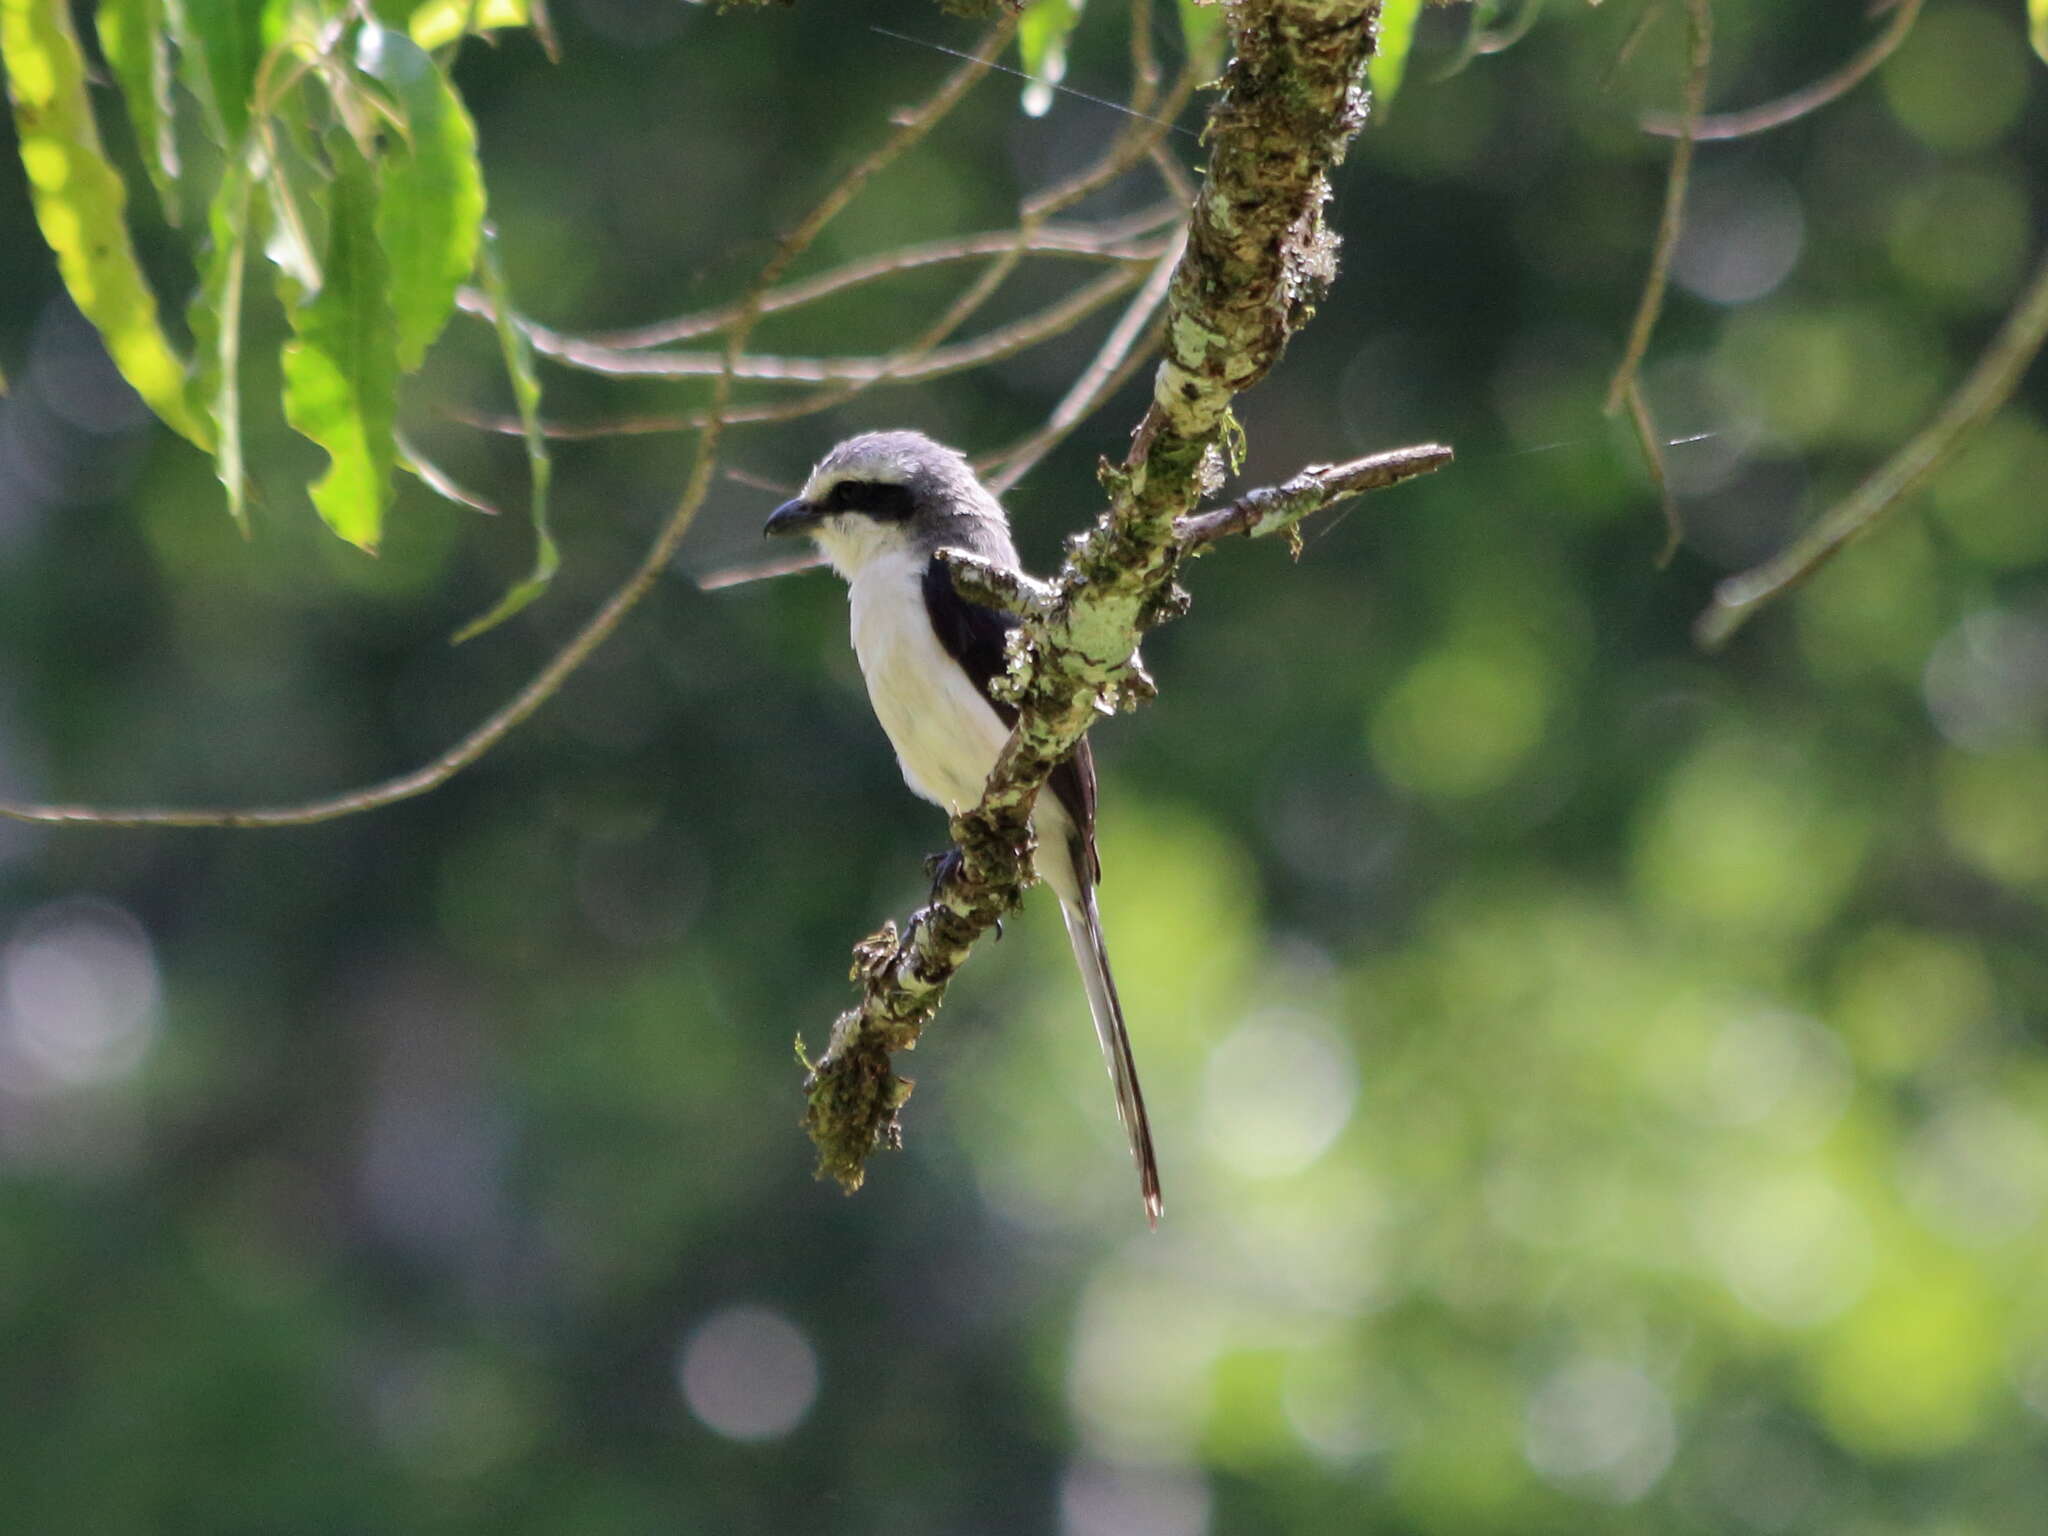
827,481,915,520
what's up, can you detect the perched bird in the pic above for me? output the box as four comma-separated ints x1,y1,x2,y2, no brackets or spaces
765,431,1162,1223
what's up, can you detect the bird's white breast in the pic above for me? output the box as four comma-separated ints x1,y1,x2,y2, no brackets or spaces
846,548,1012,815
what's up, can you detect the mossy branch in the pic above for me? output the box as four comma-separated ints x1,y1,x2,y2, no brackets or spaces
802,0,1446,1195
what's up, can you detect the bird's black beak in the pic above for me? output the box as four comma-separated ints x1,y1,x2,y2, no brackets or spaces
764,497,822,538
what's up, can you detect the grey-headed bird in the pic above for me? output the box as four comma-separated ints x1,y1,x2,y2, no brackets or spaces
765,431,1162,1223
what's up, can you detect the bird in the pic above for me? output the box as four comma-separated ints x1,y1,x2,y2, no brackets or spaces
765,430,1162,1224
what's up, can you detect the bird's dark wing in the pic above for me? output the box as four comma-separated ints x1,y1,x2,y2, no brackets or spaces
922,554,1097,875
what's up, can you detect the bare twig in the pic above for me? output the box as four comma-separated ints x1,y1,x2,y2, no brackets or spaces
1171,443,1454,544
1620,380,1683,566
452,211,1177,350
984,231,1186,494
1696,242,2048,650
487,262,1156,382
0,17,1019,829
1643,0,1919,142
1605,0,1711,417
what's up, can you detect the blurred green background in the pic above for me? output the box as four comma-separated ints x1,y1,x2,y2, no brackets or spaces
3,1,2048,1531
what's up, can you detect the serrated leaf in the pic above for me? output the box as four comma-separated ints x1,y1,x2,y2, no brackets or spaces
1017,0,1083,118
3,0,209,446
187,159,253,528
408,0,529,51
1369,0,1425,108
452,224,554,643
2032,0,2047,65
353,24,484,371
281,136,397,550
163,0,267,148
96,0,182,223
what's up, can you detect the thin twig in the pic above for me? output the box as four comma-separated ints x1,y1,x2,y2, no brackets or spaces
0,17,1019,829
984,231,1185,494
1696,241,2048,650
1605,0,1711,416
1621,380,1683,566
1171,444,1455,544
453,210,1178,350
455,264,1152,442
1643,0,1919,142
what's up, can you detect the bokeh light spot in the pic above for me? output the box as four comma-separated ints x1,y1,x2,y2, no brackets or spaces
1937,748,2048,889
1672,169,1803,306
1371,634,1552,799
1930,415,2048,568
1633,733,1867,937
1060,1460,1210,1536
1697,1169,1873,1327
1522,1360,1676,1504
1831,926,1994,1076
0,898,161,1094
1923,609,2048,752
1201,1010,1357,1178
1886,168,2029,309
1901,1094,2048,1246
676,1305,819,1442
1812,1268,2001,1457
1881,6,2029,152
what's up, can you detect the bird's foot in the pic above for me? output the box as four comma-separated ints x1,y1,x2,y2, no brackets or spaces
921,846,1001,939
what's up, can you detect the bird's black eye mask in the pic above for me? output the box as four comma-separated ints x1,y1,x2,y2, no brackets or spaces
821,479,917,521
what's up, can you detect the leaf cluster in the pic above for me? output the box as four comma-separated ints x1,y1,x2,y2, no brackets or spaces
2,0,551,626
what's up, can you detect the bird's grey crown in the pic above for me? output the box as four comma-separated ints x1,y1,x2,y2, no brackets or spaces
804,431,1006,532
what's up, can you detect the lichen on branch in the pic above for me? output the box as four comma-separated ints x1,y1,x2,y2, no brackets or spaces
802,0,1432,1195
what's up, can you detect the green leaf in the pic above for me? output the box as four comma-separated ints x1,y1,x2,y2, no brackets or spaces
280,135,398,550
1369,0,1425,109
409,0,527,51
187,159,253,528
451,224,555,643
353,24,484,371
260,100,332,296
1017,0,1083,118
163,0,268,147
2,0,209,446
96,0,182,223
2032,0,2047,65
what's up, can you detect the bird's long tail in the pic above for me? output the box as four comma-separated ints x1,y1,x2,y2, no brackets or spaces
1059,885,1163,1226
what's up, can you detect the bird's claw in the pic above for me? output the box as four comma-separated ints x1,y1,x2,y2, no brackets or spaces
920,846,1002,939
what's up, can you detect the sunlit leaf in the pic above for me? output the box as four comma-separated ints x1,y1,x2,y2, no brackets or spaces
353,24,484,371
452,224,555,643
1,0,209,446
95,0,182,223
1370,0,1424,108
281,135,398,550
187,159,253,528
1017,0,1083,118
163,0,268,147
409,0,528,51
2031,0,2047,65
259,98,332,295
